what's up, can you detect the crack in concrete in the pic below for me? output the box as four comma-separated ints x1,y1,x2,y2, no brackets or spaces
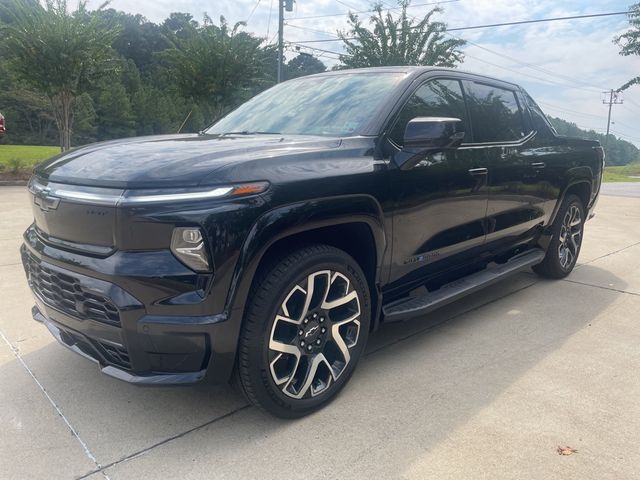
75,404,251,479
575,240,640,268
561,278,640,297
0,262,22,268
0,329,111,480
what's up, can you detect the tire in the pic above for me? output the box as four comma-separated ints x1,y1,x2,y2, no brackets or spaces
237,244,371,418
533,194,585,279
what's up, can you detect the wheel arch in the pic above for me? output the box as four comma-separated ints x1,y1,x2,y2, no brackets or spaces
227,194,387,330
548,167,593,227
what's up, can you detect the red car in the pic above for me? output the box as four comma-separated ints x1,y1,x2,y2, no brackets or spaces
0,113,6,136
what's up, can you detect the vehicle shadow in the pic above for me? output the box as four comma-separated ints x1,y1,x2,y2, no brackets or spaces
2,266,625,479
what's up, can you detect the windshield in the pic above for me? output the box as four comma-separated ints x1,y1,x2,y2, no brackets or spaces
206,72,406,137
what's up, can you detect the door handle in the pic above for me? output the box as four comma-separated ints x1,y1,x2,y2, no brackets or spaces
468,167,488,176
530,162,546,169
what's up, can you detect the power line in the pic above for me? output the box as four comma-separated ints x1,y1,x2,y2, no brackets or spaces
444,32,605,93
246,0,262,23
574,124,607,132
266,0,274,38
286,41,344,57
283,8,633,99
610,119,638,131
611,131,640,143
334,0,360,10
461,51,597,91
284,22,340,38
288,6,632,79
286,0,461,21
538,101,604,119
288,37,345,43
289,10,630,37
624,97,640,110
621,102,640,116
446,11,629,32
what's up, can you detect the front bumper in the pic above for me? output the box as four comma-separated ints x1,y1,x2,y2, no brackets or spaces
32,306,208,384
21,228,236,385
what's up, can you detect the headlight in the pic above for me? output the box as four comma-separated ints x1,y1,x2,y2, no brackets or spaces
122,182,269,204
171,227,211,272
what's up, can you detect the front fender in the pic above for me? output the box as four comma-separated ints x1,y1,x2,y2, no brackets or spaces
225,194,387,315
204,194,387,383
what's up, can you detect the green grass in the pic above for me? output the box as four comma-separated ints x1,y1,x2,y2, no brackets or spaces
603,162,640,183
0,145,60,171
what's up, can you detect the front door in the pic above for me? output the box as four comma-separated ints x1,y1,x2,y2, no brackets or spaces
386,78,489,291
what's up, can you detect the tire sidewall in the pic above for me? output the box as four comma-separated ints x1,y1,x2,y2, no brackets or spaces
550,195,585,275
242,246,371,417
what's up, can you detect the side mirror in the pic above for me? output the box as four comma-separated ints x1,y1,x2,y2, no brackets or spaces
393,117,465,170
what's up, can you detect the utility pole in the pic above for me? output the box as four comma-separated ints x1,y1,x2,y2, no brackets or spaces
602,89,623,151
277,0,294,83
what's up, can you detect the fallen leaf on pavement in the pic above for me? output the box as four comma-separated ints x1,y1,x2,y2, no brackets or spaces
557,446,578,456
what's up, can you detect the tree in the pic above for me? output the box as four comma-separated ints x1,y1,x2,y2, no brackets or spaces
549,116,640,166
162,12,199,40
96,9,171,73
0,67,57,145
614,3,640,92
159,15,271,121
337,0,465,69
0,0,120,150
286,53,326,79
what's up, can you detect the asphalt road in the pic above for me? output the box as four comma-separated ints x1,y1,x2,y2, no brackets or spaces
600,181,640,198
2,187,639,480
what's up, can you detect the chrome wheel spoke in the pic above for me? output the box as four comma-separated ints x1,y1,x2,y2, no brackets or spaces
268,269,362,399
322,290,358,310
569,231,580,253
564,247,574,267
558,229,567,243
269,353,299,386
557,204,583,270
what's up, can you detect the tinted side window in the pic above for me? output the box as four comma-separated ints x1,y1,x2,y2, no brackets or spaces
463,81,524,143
521,90,556,137
389,79,468,146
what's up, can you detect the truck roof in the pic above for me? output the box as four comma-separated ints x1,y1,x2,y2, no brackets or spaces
308,66,522,90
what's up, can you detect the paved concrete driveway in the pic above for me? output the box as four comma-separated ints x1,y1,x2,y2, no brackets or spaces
1,187,639,480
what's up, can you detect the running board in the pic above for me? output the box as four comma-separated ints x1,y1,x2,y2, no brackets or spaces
382,248,545,322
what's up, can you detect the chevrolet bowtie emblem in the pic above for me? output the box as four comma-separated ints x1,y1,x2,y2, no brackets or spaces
305,325,319,338
34,189,60,212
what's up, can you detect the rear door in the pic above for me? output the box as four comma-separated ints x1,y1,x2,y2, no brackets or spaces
461,80,547,246
386,77,489,290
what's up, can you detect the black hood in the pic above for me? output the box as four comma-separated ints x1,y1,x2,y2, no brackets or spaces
36,133,342,188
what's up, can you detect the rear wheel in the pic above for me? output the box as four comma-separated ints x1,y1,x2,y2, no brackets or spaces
534,194,585,278
237,244,370,418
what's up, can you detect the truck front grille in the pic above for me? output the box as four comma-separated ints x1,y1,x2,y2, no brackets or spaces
58,328,132,370
23,255,121,327
98,341,132,369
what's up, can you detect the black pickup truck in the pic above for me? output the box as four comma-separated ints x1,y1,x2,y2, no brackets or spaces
21,67,604,417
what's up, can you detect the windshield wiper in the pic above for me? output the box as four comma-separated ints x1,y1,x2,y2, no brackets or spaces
220,130,281,136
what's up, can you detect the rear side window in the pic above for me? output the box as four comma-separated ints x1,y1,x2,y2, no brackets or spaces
389,79,468,146
521,90,557,136
463,81,525,143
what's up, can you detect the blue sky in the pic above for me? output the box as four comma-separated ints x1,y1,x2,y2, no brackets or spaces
103,0,639,146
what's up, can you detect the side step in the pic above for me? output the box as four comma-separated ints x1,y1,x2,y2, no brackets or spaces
382,248,545,322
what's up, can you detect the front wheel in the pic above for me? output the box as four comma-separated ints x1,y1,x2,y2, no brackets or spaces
534,194,585,278
237,244,371,418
